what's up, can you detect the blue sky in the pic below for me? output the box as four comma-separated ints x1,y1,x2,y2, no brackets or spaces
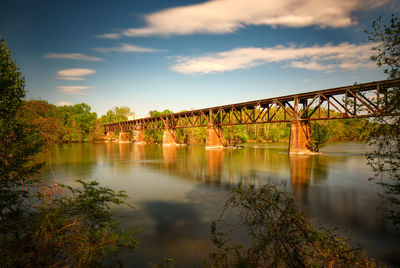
1,0,398,117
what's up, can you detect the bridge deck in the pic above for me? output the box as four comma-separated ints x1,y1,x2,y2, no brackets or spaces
104,79,400,132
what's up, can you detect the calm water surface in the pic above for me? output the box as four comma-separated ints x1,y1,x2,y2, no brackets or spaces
41,142,400,267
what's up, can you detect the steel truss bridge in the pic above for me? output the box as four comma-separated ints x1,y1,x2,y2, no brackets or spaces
104,79,400,133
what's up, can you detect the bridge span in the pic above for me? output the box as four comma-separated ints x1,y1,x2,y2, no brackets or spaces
104,79,400,154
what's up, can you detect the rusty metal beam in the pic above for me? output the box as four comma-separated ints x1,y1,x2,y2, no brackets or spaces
104,79,400,131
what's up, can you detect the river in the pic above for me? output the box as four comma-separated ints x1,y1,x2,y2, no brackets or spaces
40,142,400,267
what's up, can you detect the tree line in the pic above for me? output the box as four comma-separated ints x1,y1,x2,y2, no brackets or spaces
17,100,135,144
21,99,374,146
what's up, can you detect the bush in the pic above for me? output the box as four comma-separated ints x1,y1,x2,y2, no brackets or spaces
208,183,376,267
0,180,138,267
310,122,330,152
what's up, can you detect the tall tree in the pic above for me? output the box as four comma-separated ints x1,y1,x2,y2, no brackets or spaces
58,103,98,142
365,15,400,226
310,122,330,152
18,100,64,144
0,38,43,219
0,38,138,266
101,106,134,123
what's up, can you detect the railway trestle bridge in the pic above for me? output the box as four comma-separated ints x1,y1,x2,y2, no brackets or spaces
104,79,400,154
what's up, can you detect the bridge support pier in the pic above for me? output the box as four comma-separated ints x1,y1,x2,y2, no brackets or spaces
163,128,177,146
133,129,146,144
206,124,225,149
119,132,131,143
289,120,313,154
105,131,116,141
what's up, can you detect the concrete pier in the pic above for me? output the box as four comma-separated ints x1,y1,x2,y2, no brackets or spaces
119,132,131,143
105,131,116,141
163,128,177,146
133,129,146,144
206,124,225,149
289,120,313,154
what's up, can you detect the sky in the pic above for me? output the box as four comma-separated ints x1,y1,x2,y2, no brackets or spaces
0,0,399,118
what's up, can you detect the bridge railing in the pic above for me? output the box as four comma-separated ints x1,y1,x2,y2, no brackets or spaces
104,79,400,133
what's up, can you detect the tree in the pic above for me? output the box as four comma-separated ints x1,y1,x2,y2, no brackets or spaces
0,38,138,266
18,100,64,144
365,15,400,226
223,125,249,145
0,38,44,221
102,106,134,124
310,122,330,152
58,103,98,142
1,180,138,267
207,183,375,267
366,15,400,80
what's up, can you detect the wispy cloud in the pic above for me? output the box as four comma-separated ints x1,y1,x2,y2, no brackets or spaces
114,0,388,37
95,43,165,53
96,33,121,39
57,101,73,106
57,86,94,95
56,68,96,80
44,53,102,61
171,42,376,74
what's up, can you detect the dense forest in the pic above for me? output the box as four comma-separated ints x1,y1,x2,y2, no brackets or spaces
18,100,133,144
19,99,372,146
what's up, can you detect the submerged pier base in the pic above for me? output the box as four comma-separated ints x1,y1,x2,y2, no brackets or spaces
105,131,116,141
133,129,146,144
206,124,225,149
163,128,177,146
289,120,313,154
119,132,131,143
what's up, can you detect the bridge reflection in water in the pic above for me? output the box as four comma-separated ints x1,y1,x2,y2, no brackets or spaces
205,149,224,183
289,155,312,201
159,146,318,191
154,145,314,191
43,143,399,267
105,143,319,192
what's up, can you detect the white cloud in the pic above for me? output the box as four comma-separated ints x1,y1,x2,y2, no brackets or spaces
96,33,121,39
56,68,96,80
56,77,85,81
118,0,388,37
171,42,376,74
57,101,73,106
44,53,102,61
57,86,94,95
95,43,165,53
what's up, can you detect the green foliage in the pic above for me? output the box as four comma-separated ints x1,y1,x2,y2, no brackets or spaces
178,127,206,144
207,183,377,267
223,125,249,145
267,124,290,142
18,100,102,143
365,14,400,79
58,103,98,142
0,38,44,219
327,119,371,142
310,122,330,152
365,15,400,227
101,106,134,124
18,100,64,144
0,38,138,267
1,180,138,267
145,110,174,143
